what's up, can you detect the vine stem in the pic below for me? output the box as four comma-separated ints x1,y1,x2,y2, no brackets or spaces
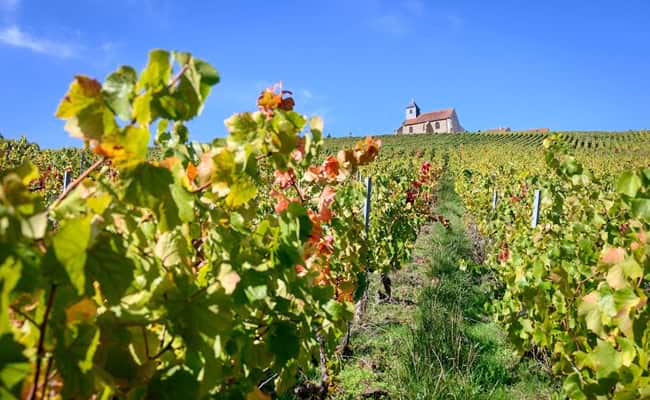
28,284,57,400
39,356,53,400
255,152,272,161
141,327,151,359
192,181,211,193
9,305,38,327
49,158,104,211
168,65,189,89
149,336,175,360
317,333,329,399
292,181,305,203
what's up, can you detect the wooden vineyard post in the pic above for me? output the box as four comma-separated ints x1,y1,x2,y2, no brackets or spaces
80,152,86,171
363,176,372,235
358,176,372,314
531,189,541,228
62,170,72,192
492,190,498,210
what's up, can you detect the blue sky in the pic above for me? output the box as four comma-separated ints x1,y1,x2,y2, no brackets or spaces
1,0,649,148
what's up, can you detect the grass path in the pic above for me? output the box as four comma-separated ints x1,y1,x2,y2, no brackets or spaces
332,174,558,399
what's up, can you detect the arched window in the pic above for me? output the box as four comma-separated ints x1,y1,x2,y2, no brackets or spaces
435,121,440,130
409,126,413,133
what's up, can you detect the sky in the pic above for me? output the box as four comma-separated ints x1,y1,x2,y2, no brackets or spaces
0,0,649,148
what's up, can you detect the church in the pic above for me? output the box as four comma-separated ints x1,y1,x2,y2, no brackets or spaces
396,100,465,134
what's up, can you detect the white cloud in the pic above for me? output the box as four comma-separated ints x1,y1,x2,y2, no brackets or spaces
0,25,76,57
302,89,313,100
369,0,428,37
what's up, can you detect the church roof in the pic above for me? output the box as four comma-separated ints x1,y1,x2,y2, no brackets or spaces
403,108,454,126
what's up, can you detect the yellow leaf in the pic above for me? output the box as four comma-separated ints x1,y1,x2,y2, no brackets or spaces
246,388,271,400
55,75,102,119
310,116,323,133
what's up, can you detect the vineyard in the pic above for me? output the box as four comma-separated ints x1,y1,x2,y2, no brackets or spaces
1,50,650,400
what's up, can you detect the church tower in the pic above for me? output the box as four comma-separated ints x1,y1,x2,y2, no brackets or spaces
405,99,420,120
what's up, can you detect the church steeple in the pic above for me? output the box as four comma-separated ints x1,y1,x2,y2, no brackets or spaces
405,99,420,120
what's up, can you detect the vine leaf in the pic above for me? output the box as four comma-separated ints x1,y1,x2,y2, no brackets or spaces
53,215,92,295
137,49,171,91
616,171,641,197
102,66,137,121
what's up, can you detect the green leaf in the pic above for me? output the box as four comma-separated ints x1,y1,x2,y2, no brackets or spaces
53,215,92,295
138,49,171,90
13,161,38,185
54,324,99,398
147,366,199,400
170,185,194,223
122,125,150,161
154,230,190,268
102,66,137,121
225,113,260,144
124,164,173,207
631,198,650,219
166,292,229,352
194,58,219,86
133,90,155,126
155,91,199,121
86,236,135,305
606,258,642,290
0,334,30,392
63,104,119,141
580,340,622,379
245,285,267,302
563,373,587,400
20,211,47,239
617,337,637,367
616,171,642,197
268,321,300,365
323,299,350,321
225,177,257,208
123,163,180,231
613,288,641,313
578,291,606,336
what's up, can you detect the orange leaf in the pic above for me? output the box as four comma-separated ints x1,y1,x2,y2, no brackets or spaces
65,298,97,324
291,137,305,162
323,156,340,179
600,247,625,265
159,156,181,170
274,169,296,189
186,162,197,182
271,190,291,213
196,151,216,184
75,75,102,97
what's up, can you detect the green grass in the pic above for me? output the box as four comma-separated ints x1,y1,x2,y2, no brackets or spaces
389,175,558,399
293,174,559,399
